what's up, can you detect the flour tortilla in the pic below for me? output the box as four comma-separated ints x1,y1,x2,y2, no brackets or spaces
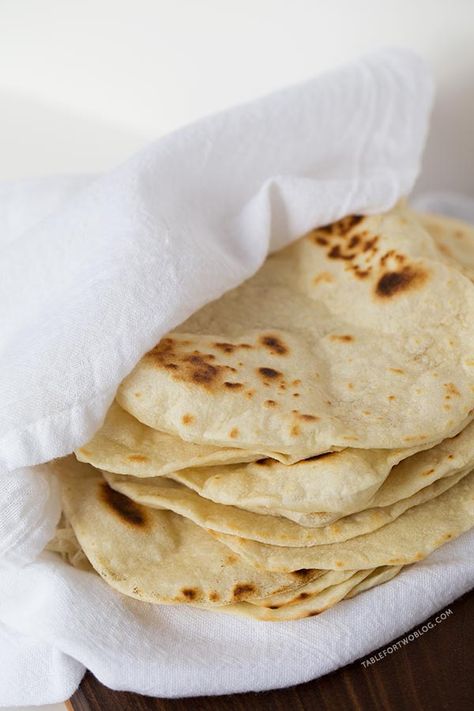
170,447,419,519
211,570,372,621
169,416,474,525
344,565,404,599
77,402,428,517
45,515,403,618
248,569,355,608
211,469,474,571
209,566,402,621
56,457,319,606
78,404,473,527
117,206,474,456
365,419,474,508
283,416,474,526
104,464,468,547
75,402,271,477
418,211,474,282
45,515,94,572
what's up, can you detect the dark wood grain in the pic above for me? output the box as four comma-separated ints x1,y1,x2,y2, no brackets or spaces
70,589,473,711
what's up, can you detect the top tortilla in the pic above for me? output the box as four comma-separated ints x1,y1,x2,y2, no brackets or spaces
117,206,474,457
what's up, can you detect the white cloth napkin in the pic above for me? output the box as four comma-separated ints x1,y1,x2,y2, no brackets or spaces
2,49,471,706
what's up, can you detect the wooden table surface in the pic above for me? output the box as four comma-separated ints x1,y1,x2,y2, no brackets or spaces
69,589,473,711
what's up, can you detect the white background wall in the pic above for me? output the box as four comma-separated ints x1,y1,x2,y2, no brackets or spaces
0,0,473,195
0,2,472,710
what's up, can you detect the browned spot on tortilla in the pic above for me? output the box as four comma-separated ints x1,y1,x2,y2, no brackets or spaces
233,583,256,600
225,554,238,565
297,591,311,600
147,340,236,390
260,335,289,356
246,389,255,399
181,413,194,425
293,392,300,397
190,361,219,384
181,588,198,600
308,610,321,617
375,265,428,298
100,483,147,527
255,458,274,466
437,243,452,257
268,604,280,610
313,219,379,276
444,383,461,398
299,413,319,422
264,399,277,408
335,561,345,568
208,591,220,602
318,215,364,236
388,395,396,401
229,427,239,439
128,454,149,462
328,244,354,261
78,448,92,456
379,250,395,267
290,424,301,436
151,337,175,352
389,368,404,374
330,334,354,342
363,236,378,252
313,271,335,285
133,392,142,398
132,586,142,596
258,367,282,380
447,454,454,460
214,342,252,353
224,381,243,389
421,468,435,477
186,354,208,364
214,342,236,353
347,382,354,390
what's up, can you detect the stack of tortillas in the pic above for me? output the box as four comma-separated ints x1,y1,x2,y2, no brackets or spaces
48,204,474,620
